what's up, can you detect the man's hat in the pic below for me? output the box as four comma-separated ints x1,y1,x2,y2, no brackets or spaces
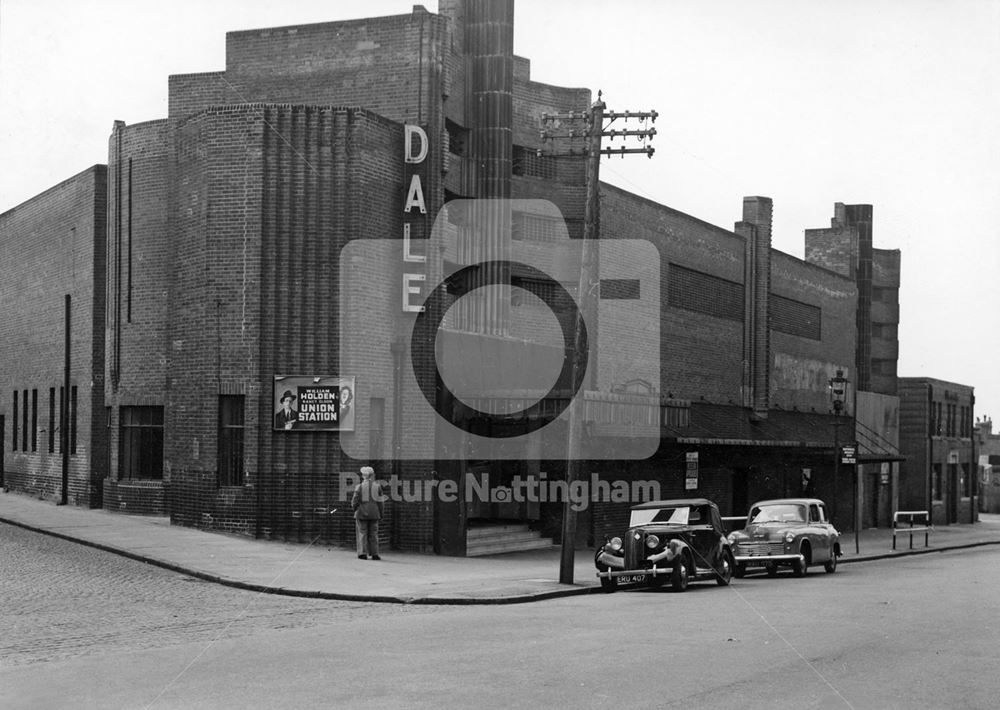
279,390,296,402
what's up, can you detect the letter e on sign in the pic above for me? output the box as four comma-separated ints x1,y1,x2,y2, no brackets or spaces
403,273,426,312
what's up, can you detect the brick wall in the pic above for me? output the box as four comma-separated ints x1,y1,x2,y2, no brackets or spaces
898,377,976,524
160,105,438,549
104,120,172,506
770,251,857,412
601,184,746,404
169,10,449,129
0,166,107,506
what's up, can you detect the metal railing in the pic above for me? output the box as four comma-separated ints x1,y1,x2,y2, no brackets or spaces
892,510,932,550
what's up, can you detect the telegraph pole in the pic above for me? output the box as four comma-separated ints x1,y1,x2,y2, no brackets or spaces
542,92,657,584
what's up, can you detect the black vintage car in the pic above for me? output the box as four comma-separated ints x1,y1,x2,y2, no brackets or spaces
594,498,735,592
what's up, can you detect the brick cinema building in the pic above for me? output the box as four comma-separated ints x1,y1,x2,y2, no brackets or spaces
2,1,942,555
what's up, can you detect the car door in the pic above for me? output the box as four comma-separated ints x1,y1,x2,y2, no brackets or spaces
688,505,720,570
809,503,831,561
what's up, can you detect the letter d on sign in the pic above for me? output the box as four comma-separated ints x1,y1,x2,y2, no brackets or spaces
404,125,428,164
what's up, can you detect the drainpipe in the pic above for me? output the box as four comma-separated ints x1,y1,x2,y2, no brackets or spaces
927,384,933,524
970,393,977,521
60,295,71,505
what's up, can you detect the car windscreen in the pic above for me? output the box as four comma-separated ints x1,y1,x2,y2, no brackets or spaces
630,506,690,527
749,504,806,524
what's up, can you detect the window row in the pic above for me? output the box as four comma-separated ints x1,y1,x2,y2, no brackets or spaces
116,398,246,486
930,401,972,438
10,387,77,454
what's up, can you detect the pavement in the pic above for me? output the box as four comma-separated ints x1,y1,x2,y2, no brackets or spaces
3,489,1000,605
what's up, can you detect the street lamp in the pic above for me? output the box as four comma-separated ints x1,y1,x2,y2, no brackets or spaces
829,369,848,528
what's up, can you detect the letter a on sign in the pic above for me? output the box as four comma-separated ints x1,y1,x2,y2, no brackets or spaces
403,175,427,214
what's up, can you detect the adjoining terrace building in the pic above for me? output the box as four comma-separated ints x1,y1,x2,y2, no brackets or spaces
1,1,912,554
974,417,1000,513
898,378,977,524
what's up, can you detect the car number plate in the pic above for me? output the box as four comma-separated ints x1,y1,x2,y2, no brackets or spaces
617,575,647,584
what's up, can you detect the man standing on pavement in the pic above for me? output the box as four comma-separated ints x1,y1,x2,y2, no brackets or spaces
352,466,384,560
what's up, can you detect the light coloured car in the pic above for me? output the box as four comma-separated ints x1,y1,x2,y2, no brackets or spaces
727,498,841,577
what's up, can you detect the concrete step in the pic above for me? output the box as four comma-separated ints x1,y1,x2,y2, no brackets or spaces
465,524,555,556
466,537,557,557
466,524,533,541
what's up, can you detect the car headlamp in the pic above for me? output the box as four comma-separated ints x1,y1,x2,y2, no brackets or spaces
645,534,660,549
785,531,795,544
609,536,623,552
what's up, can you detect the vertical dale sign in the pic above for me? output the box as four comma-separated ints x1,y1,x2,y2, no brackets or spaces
402,124,428,313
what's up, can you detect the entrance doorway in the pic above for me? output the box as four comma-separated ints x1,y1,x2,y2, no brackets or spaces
465,460,539,521
948,463,959,524
731,467,750,516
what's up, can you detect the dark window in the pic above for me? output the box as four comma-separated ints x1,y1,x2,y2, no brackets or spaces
872,359,897,377
512,211,563,242
70,386,77,454
12,391,18,451
600,279,641,300
872,286,897,303
513,145,557,180
127,158,133,323
446,119,468,157
872,322,898,340
771,294,821,340
49,388,56,453
58,386,65,453
932,464,942,501
31,389,38,452
22,389,28,451
668,264,743,321
218,396,245,487
512,276,556,305
119,406,164,480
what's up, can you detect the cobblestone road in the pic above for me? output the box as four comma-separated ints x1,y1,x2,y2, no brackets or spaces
0,522,434,667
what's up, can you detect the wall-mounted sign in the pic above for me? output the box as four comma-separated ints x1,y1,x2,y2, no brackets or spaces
840,445,856,465
273,375,355,432
685,451,698,490
402,124,428,313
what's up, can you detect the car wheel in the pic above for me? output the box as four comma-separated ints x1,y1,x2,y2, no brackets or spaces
734,562,747,579
765,563,778,577
793,547,809,577
824,551,838,574
716,549,734,586
600,571,617,593
671,555,690,592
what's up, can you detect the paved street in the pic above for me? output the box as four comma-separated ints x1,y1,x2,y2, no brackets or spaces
0,523,434,668
3,521,999,709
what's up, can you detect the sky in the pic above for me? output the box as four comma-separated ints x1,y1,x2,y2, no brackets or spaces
2,0,998,421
